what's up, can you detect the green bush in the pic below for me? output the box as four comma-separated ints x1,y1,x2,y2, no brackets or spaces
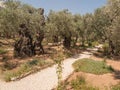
64,50,73,58
3,59,52,82
92,41,99,47
2,62,16,70
103,43,109,55
3,71,17,82
1,56,16,70
73,58,114,75
71,76,86,88
71,76,99,90
37,60,46,66
3,62,33,82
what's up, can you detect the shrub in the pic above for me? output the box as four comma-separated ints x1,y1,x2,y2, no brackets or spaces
27,60,38,66
71,76,86,89
64,50,73,58
92,41,99,47
2,61,16,70
3,71,17,82
71,76,99,90
3,59,52,82
103,43,109,55
1,55,17,70
37,60,46,66
73,58,114,74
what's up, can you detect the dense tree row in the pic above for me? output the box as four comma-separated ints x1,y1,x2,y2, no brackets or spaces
0,0,45,57
93,0,120,56
0,0,120,57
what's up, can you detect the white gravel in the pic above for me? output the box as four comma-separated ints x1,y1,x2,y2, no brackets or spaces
0,51,93,90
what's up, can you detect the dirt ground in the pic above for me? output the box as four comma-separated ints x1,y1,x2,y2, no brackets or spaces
67,55,120,90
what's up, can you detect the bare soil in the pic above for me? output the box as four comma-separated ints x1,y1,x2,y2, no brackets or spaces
66,55,120,90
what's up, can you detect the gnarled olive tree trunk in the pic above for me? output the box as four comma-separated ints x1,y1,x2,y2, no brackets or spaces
63,36,71,49
34,8,45,55
14,24,34,58
34,32,44,54
14,8,45,58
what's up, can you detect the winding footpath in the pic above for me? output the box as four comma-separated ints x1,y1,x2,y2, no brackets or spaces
0,48,96,90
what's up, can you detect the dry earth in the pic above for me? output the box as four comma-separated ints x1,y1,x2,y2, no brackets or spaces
67,56,120,90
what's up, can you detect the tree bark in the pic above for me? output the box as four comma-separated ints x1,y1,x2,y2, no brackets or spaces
63,36,71,49
34,32,44,55
14,24,34,58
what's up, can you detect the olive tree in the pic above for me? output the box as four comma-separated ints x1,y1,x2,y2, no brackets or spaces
0,0,45,57
93,0,120,56
46,10,75,49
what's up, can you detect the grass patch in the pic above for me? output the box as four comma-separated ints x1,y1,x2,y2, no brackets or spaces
73,58,114,75
70,76,99,90
3,59,53,82
111,84,120,90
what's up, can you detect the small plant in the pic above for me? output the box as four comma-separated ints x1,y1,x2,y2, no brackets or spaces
103,43,109,56
103,56,107,63
1,56,16,70
92,41,99,47
64,50,73,58
27,60,38,66
2,61,16,70
70,76,99,90
54,54,63,90
71,76,86,89
3,71,17,82
37,60,46,66
3,59,53,82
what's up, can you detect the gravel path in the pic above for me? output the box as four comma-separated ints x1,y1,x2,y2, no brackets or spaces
0,51,93,90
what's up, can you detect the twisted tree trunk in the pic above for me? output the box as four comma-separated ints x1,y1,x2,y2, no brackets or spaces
63,36,71,49
34,32,44,55
14,24,34,58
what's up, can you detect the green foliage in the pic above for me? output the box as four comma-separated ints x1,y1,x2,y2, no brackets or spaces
3,71,16,82
0,0,22,38
26,60,38,66
3,59,52,82
54,54,63,90
63,50,73,58
0,56,16,70
46,10,75,48
93,0,120,56
2,61,16,70
73,58,114,74
103,43,109,55
71,76,86,87
71,76,99,90
92,41,99,47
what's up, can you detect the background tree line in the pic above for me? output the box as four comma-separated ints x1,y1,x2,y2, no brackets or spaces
0,0,120,58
